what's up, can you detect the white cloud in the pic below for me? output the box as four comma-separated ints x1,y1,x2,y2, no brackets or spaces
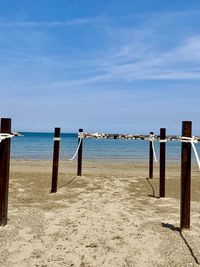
1,10,200,92
76,35,200,82
0,18,95,27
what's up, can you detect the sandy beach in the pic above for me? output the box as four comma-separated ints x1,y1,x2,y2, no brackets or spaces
0,159,200,267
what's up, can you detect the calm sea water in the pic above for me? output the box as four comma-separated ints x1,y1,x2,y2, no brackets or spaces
10,132,200,162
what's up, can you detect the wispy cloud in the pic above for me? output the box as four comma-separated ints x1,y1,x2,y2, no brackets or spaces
76,32,200,83
0,18,95,27
1,6,200,132
44,34,200,86
1,33,200,97
1,10,200,92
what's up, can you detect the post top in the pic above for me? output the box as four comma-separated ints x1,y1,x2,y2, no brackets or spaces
182,121,192,124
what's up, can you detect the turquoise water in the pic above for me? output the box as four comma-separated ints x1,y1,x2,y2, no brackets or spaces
10,132,200,162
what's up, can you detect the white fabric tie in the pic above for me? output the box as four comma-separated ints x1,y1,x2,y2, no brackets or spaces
0,133,14,143
54,137,61,141
159,139,167,143
180,136,200,171
149,134,158,164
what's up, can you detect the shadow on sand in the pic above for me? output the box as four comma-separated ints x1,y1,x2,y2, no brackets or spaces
145,178,160,199
59,176,78,189
162,223,199,265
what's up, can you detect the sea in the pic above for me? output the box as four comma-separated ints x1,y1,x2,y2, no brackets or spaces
10,132,200,163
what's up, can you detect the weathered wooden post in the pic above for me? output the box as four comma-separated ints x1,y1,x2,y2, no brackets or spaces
180,121,192,230
51,127,60,193
159,128,166,198
0,118,12,226
77,128,83,176
149,131,154,178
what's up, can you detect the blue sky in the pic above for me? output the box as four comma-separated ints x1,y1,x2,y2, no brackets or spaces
0,0,200,134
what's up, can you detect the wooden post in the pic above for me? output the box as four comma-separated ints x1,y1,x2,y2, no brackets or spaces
149,131,154,178
0,118,12,226
77,128,83,176
159,128,166,198
180,121,192,230
51,127,60,193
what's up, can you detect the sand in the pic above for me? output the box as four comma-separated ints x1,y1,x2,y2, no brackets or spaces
0,159,200,267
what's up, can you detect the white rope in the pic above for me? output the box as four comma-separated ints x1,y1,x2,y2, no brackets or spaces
54,137,61,141
179,136,200,170
149,134,158,164
159,139,167,143
68,138,82,161
78,132,85,139
0,133,14,143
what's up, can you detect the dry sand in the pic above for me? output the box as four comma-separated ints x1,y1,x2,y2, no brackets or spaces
0,159,200,267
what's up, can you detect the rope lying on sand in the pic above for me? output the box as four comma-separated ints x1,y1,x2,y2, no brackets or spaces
179,136,200,171
0,133,14,143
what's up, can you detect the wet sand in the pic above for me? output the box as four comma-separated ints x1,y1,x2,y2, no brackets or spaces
0,159,200,266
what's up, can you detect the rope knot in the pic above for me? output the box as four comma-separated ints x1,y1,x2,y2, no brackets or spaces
0,133,14,143
180,136,200,170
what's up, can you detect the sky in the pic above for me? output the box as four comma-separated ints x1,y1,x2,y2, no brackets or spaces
0,0,200,134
